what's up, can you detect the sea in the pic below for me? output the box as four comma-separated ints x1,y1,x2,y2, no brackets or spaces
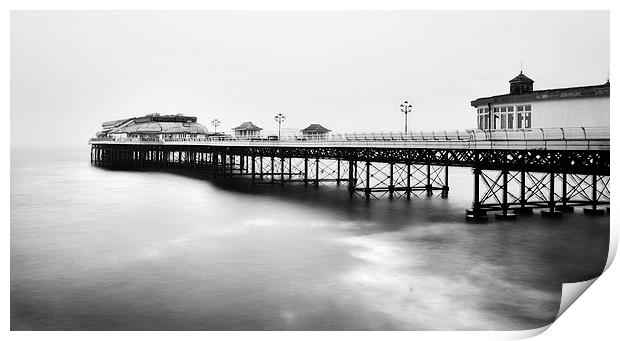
10,145,609,330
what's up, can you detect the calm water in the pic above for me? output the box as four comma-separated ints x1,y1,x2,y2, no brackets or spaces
11,146,609,330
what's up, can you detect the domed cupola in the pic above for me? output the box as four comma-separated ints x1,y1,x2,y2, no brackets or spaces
509,72,534,94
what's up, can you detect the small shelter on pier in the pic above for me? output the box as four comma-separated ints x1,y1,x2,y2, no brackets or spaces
232,121,263,139
300,124,331,140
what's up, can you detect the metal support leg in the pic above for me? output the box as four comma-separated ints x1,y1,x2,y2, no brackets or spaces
280,158,285,186
466,168,487,222
314,159,319,187
426,164,432,196
495,170,516,220
348,160,355,198
441,166,449,198
365,162,371,200
406,163,412,200
337,159,341,186
584,174,605,215
270,157,275,184
542,172,561,218
304,158,308,186
251,156,256,184
389,163,394,199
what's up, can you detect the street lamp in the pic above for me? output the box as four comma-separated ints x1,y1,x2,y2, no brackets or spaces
400,100,413,133
211,119,221,134
274,113,286,140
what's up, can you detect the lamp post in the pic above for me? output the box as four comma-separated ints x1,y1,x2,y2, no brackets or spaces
400,101,413,133
211,119,221,134
274,113,286,140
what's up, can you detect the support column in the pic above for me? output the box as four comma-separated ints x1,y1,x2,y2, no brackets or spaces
466,168,488,222
514,171,532,214
348,160,356,198
288,158,292,181
557,172,574,212
251,156,256,184
280,157,285,186
584,174,605,215
542,172,561,218
270,157,275,184
303,158,309,186
336,159,341,186
365,161,371,200
314,158,319,187
495,170,516,220
426,164,432,196
388,163,394,199
406,163,412,200
441,166,449,198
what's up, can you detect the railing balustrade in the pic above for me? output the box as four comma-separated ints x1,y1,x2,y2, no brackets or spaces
90,127,610,151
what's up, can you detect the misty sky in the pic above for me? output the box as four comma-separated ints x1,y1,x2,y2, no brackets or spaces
11,11,609,146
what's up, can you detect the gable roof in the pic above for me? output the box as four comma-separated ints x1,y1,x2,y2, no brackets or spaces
509,72,534,84
232,121,263,131
301,124,331,134
471,82,610,107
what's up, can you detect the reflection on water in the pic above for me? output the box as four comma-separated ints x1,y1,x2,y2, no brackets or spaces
11,146,609,330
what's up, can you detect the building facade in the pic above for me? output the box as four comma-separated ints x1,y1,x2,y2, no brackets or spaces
471,72,610,130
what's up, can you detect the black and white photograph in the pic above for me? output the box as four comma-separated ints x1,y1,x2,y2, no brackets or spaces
7,4,616,337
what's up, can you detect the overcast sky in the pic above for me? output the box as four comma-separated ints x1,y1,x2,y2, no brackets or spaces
11,11,609,146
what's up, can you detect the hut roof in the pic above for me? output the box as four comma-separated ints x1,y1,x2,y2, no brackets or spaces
233,121,263,131
301,124,331,134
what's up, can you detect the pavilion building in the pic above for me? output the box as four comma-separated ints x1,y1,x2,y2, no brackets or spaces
471,72,610,130
97,113,208,141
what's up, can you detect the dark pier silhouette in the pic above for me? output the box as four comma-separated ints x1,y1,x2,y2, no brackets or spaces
90,127,610,222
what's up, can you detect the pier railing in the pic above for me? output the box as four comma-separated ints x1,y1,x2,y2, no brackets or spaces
90,126,610,151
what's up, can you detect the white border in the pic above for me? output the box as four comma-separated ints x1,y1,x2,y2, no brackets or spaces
4,1,617,340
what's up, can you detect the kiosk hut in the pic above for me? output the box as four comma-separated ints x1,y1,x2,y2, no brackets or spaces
300,124,331,140
232,121,263,139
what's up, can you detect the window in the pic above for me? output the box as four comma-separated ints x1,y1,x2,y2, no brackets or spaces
525,112,531,128
516,104,532,129
493,108,499,113
484,108,489,113
478,115,484,129
500,114,506,129
501,107,507,113
507,106,514,112
508,113,514,129
484,115,489,129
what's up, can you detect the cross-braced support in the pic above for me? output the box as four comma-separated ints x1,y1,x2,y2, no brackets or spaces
467,169,610,221
350,162,449,200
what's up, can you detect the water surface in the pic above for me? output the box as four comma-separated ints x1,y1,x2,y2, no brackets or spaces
11,146,609,330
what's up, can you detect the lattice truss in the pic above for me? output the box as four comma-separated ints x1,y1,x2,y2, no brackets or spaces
306,159,349,185
352,162,447,199
477,170,610,210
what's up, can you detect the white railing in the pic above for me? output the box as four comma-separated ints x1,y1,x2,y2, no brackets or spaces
89,127,610,151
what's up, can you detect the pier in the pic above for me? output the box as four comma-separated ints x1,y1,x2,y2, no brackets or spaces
90,127,610,222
